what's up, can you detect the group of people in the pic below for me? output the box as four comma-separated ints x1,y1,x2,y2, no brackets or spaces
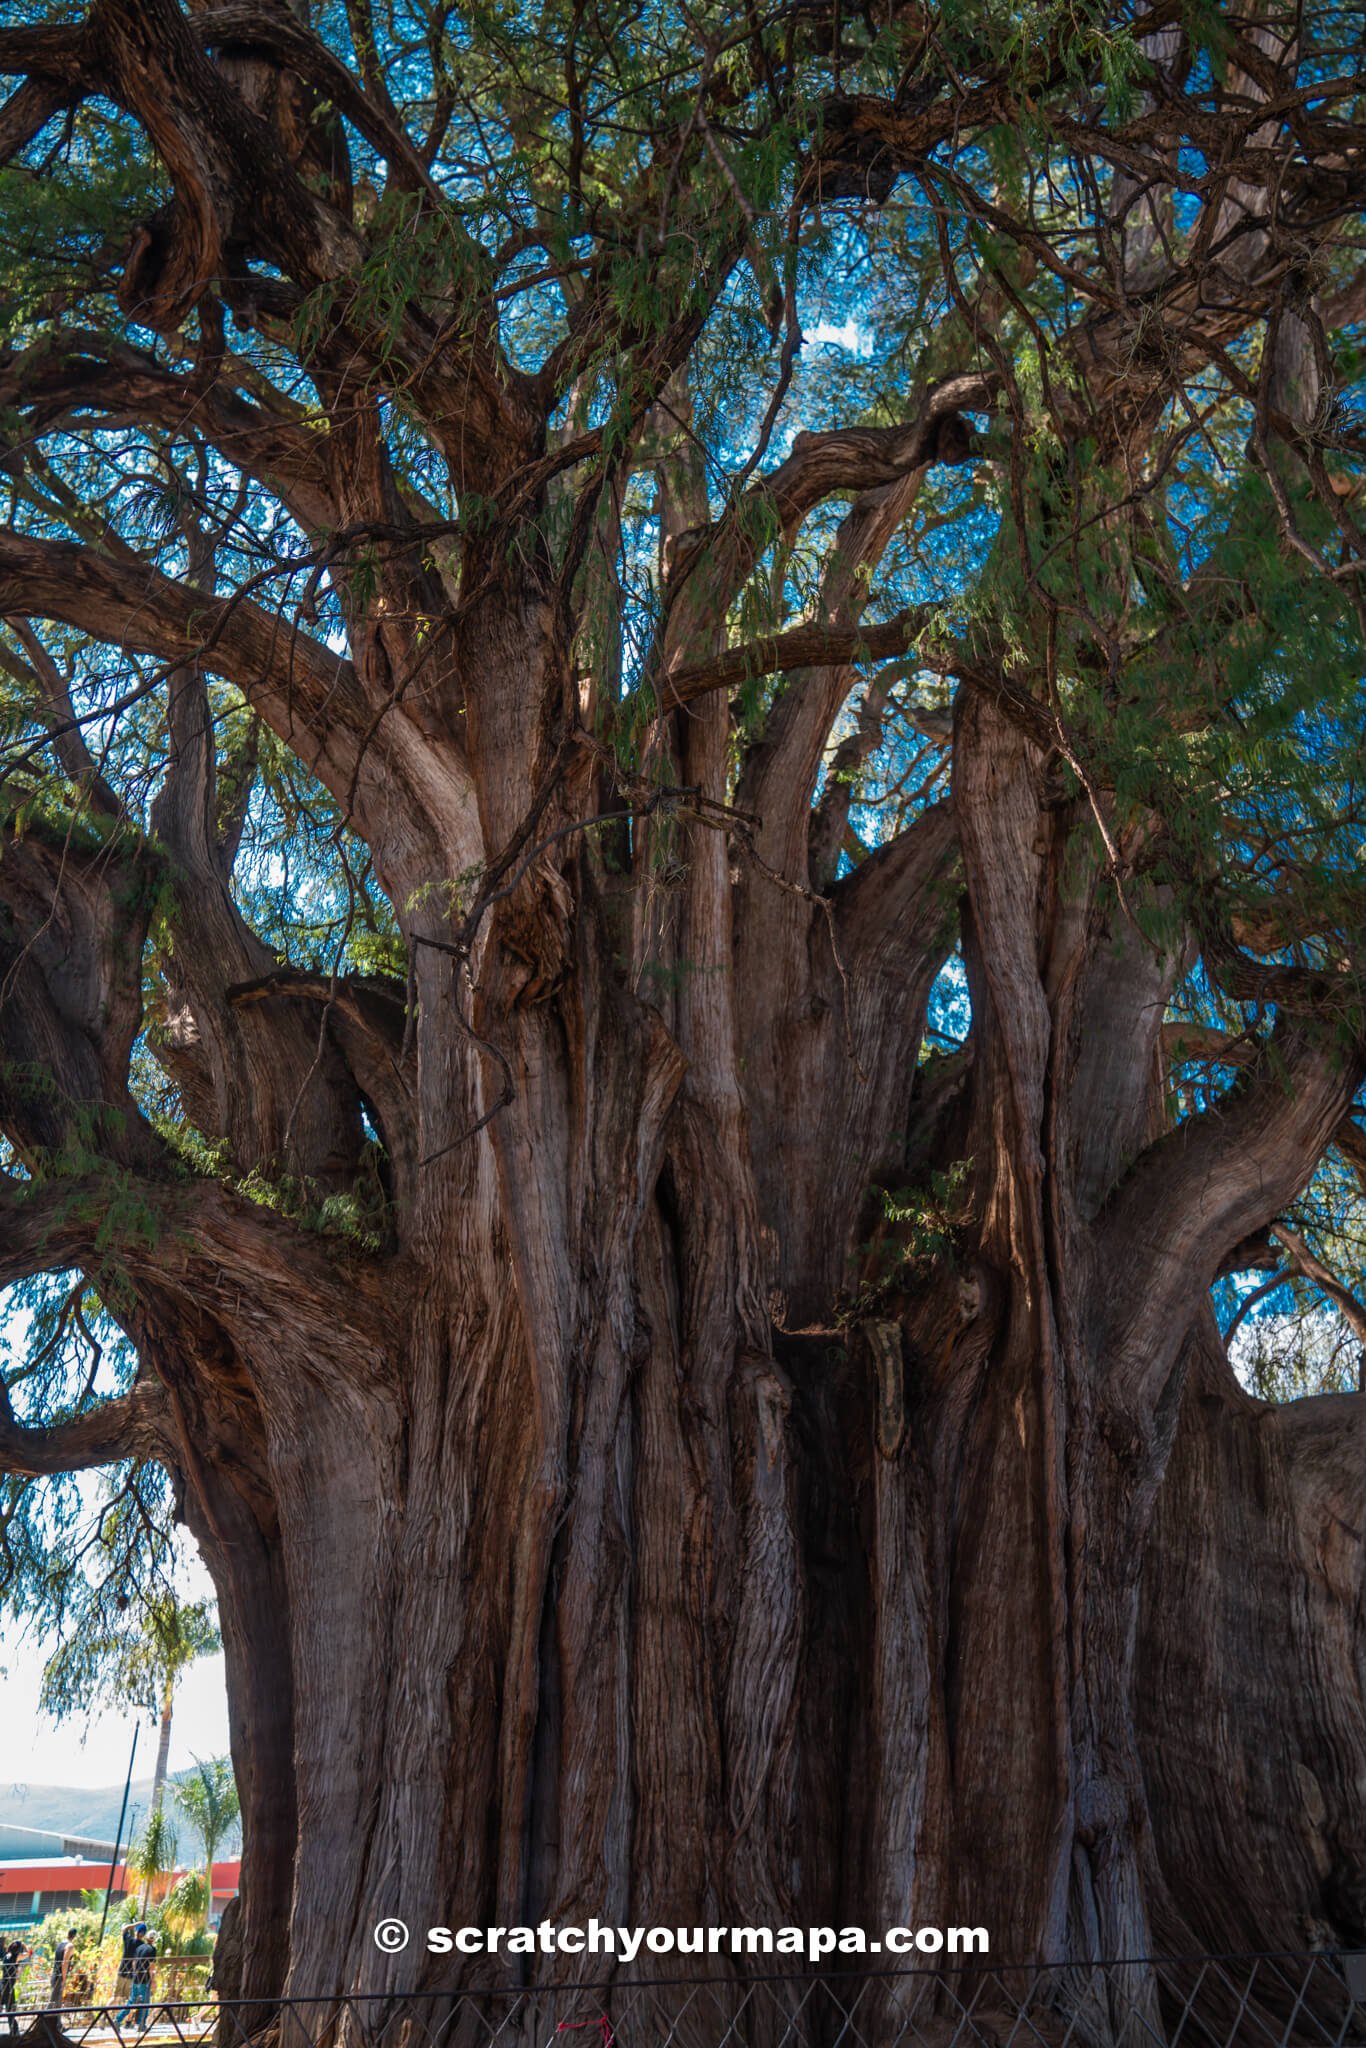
112,1923,160,2033
0,1921,159,2037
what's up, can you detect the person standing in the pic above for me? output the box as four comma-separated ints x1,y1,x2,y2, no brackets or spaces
47,1930,76,2011
115,1922,139,2003
112,1929,156,2037
1,1939,32,2039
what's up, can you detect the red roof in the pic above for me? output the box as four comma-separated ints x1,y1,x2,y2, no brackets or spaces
0,1860,240,1897
0,1864,129,1894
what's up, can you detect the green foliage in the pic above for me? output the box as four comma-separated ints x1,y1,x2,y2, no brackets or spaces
38,1593,219,1726
880,1160,974,1269
226,1163,386,1249
126,1805,179,1901
296,188,494,377
0,1262,195,1689
172,1757,240,1929
25,1903,107,1970
157,1871,209,1943
849,1160,975,1315
0,115,162,333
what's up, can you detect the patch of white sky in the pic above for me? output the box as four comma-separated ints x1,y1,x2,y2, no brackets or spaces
0,1297,231,1793
1,1628,232,1796
760,316,874,462
805,316,871,357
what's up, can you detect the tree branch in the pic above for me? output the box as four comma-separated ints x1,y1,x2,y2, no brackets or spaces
0,25,87,82
660,606,935,711
734,437,956,877
0,1380,169,1477
1099,1019,1366,1401
0,528,368,809
0,619,121,813
87,0,361,332
0,1177,114,1290
1222,1268,1292,1346
661,374,991,625
1162,1023,1257,1069
833,797,959,967
0,333,337,535
1269,1219,1366,1349
0,817,158,1160
192,2,441,200
0,76,68,166
226,968,416,1199
1164,1031,1366,1195
1333,1116,1366,1191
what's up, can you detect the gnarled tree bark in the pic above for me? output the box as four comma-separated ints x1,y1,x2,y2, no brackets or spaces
2,4,1365,2043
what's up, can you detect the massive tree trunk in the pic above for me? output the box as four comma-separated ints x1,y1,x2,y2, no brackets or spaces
2,2,1365,2043
5,617,1366,2043
13,651,1357,2036
1139,1316,1366,1960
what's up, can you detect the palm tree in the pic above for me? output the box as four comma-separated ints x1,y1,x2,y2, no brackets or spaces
159,1871,210,1945
171,1758,240,1930
125,1805,179,1913
137,1603,221,1909
41,1593,221,1913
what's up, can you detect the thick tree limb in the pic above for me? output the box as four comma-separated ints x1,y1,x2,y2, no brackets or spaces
192,3,441,200
0,1159,387,1361
0,619,121,813
0,528,367,803
1100,1020,1366,1399
0,76,68,166
0,816,159,1157
1165,1026,1366,1213
1269,1220,1366,1349
0,25,86,80
0,1380,169,1476
1162,1023,1256,1069
0,1177,112,1289
88,0,361,331
662,375,991,623
148,611,370,1190
1334,1117,1366,1189
0,334,337,534
662,607,935,710
227,968,416,1200
739,452,942,877
833,797,959,965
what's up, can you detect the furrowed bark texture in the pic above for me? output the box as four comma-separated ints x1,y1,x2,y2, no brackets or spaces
2,6,1365,2044
7,655,1363,2046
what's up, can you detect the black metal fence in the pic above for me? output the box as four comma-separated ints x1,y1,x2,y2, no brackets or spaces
8,1953,1366,2048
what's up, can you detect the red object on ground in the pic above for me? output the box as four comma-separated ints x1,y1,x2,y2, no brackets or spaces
555,2015,615,2048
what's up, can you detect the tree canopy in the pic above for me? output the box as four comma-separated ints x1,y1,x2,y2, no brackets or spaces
0,0,1365,2019
2,0,1364,1606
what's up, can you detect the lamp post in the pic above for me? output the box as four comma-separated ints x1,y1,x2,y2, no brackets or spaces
98,1728,138,1946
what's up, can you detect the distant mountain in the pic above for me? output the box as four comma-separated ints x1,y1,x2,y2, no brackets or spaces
0,1776,159,1845
0,1775,239,1855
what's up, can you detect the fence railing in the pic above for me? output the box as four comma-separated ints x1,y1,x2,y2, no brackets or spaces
5,1959,211,2012
5,1953,1366,2048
